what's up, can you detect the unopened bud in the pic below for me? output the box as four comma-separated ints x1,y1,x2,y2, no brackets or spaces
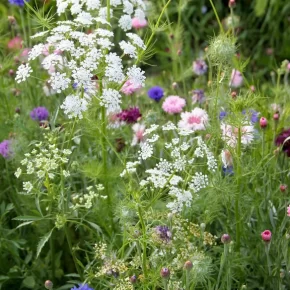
259,117,267,129
184,260,193,270
160,267,170,279
231,91,237,98
9,69,14,76
8,16,16,25
221,234,231,244
280,184,287,192
44,280,53,290
273,113,279,121
229,0,236,7
172,82,178,89
130,275,137,284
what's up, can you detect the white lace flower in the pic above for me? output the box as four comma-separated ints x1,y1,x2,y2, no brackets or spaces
100,89,122,113
28,44,45,61
127,65,146,88
60,94,90,119
119,40,137,58
15,64,32,83
49,72,70,93
119,14,132,31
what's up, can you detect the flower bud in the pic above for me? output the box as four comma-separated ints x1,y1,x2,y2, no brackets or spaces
221,234,231,244
259,117,267,129
130,275,137,284
172,82,178,90
200,223,206,231
261,230,272,242
8,16,16,26
184,260,193,270
280,184,287,192
9,69,14,76
160,267,170,279
231,91,237,99
273,113,279,121
15,107,21,114
229,0,236,7
44,280,53,290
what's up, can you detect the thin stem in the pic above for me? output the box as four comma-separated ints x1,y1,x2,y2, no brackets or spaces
208,0,224,33
49,229,55,282
19,9,28,46
137,205,148,278
64,224,83,279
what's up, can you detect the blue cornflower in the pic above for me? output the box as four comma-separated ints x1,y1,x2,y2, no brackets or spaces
219,111,227,120
71,284,94,290
147,86,164,102
30,107,49,121
242,109,259,123
8,0,28,7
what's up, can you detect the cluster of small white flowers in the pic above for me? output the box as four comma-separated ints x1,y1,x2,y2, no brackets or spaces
15,131,72,194
100,89,122,114
189,172,209,193
122,127,216,213
120,161,140,177
71,185,106,210
16,0,147,119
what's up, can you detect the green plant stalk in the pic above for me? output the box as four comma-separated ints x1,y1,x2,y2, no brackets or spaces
49,228,55,282
208,0,224,33
64,224,83,280
163,279,169,290
215,244,229,290
185,269,190,290
19,9,28,46
265,243,271,276
235,127,242,251
137,205,148,278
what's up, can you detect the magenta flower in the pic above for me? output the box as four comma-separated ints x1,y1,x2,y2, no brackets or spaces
162,96,186,114
117,107,141,124
261,230,272,242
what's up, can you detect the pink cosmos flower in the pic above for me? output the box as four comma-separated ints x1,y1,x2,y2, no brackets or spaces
8,36,22,50
162,96,186,114
261,230,272,242
221,123,255,147
131,123,146,146
121,80,141,95
287,205,290,217
229,69,243,88
132,17,147,29
178,108,209,131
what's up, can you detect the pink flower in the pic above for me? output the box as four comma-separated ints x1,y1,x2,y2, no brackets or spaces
132,123,146,146
178,108,209,131
162,96,186,114
261,230,272,242
287,205,290,217
121,80,141,95
229,69,243,88
7,36,22,50
132,17,147,29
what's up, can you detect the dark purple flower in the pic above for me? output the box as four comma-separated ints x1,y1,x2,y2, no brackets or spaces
147,86,164,102
8,0,28,7
117,107,141,124
71,284,94,290
275,128,290,157
30,107,49,121
0,140,12,159
192,89,206,104
219,111,227,120
155,225,172,242
193,59,208,76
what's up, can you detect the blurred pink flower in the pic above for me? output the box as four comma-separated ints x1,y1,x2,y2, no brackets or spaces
229,69,243,88
178,108,208,131
132,17,147,29
162,96,186,114
121,80,141,95
8,36,22,50
287,205,290,217
132,123,146,146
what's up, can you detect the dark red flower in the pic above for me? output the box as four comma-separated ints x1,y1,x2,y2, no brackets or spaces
117,107,141,124
275,128,290,156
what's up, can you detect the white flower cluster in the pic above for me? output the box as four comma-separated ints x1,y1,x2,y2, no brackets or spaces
71,185,106,210
16,0,147,119
15,131,72,194
121,123,217,213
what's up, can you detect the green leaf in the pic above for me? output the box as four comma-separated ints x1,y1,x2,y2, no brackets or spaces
36,228,54,258
22,276,35,288
86,221,102,234
16,221,34,229
255,0,269,16
13,215,43,221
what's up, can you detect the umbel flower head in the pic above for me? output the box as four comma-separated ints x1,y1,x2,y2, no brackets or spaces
207,34,236,66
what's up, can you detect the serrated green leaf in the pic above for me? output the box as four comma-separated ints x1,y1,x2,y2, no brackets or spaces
16,221,34,229
36,228,54,258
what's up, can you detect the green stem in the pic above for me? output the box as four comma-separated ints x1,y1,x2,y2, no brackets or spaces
19,9,28,46
50,228,55,282
64,224,83,279
235,127,242,251
186,270,190,290
208,0,224,33
137,205,148,278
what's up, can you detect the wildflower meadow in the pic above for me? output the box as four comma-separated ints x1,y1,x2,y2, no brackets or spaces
1,0,290,289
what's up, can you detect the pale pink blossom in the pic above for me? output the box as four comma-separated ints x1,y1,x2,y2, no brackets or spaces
178,108,208,131
229,69,243,88
162,96,186,114
132,17,147,29
287,205,290,217
221,149,233,168
132,123,146,146
121,80,141,95
221,123,255,147
7,36,22,50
